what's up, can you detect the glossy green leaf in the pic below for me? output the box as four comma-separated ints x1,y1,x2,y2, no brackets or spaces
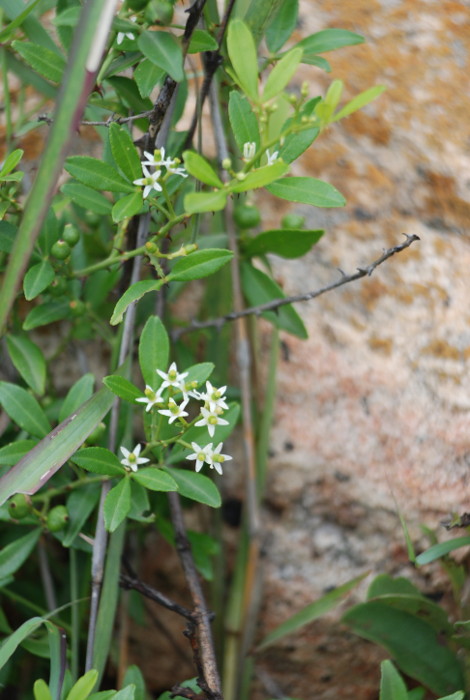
0,439,37,465
23,300,70,331
59,374,95,423
278,128,319,163
0,149,24,178
379,660,408,700
366,593,453,635
266,0,298,53
138,315,169,388
184,190,227,214
333,85,387,121
296,28,364,54
342,602,464,695
266,176,346,207
63,484,101,546
257,572,368,651
6,335,46,395
0,384,115,505
228,91,260,154
229,162,289,192
263,47,302,102
138,30,184,83
0,528,41,579
243,229,323,259
61,182,113,214
184,362,215,387
415,537,470,566
438,693,465,700
163,467,221,507
66,670,99,700
240,263,307,339
71,447,124,477
112,192,144,223
0,382,51,437
168,249,233,282
301,54,331,71
0,221,16,253
227,19,259,102
109,122,142,181
104,477,131,532
122,665,145,700
188,29,218,53
132,467,177,492
23,261,55,301
33,679,53,700
110,279,164,326
134,58,164,98
103,375,143,403
0,617,45,671
182,151,223,188
12,41,66,83
65,157,135,193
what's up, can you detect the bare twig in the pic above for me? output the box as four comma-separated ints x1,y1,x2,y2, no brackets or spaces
120,573,195,621
172,234,420,339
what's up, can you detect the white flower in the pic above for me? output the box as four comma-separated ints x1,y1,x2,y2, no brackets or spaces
186,442,213,473
158,397,189,424
243,141,256,160
195,406,229,438
156,362,188,394
117,31,135,44
199,381,228,412
205,442,232,475
142,148,187,177
133,165,162,199
135,385,162,413
120,444,150,472
266,149,279,165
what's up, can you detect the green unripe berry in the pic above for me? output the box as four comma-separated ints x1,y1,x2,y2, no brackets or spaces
47,505,69,533
145,241,158,254
281,214,305,229
234,205,261,230
48,276,68,297
8,494,31,520
69,300,86,317
62,224,80,247
50,240,71,260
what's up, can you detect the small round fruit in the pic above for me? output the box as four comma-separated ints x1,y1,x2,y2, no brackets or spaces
233,204,261,230
48,276,68,297
8,494,31,520
62,224,80,247
86,422,106,445
281,214,305,229
47,505,69,533
69,300,86,317
145,0,173,23
50,240,71,260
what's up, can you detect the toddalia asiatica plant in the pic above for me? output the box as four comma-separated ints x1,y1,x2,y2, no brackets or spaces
0,0,392,697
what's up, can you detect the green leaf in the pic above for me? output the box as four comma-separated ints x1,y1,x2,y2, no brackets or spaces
184,362,215,388
228,91,260,154
109,123,142,181
168,249,234,282
240,263,307,339
227,19,259,102
184,190,227,214
266,176,346,207
63,484,101,546
257,572,368,651
379,660,408,700
0,617,45,671
0,439,37,465
23,300,70,331
342,602,464,695
182,151,223,188
266,0,299,53
23,261,55,300
296,28,364,54
65,156,135,193
61,182,113,214
132,467,177,492
415,537,470,566
301,54,331,71
0,384,116,505
34,679,53,700
134,58,164,98
0,382,51,438
367,574,423,599
12,41,66,83
6,335,46,395
163,467,221,508
122,666,145,700
0,0,43,43
71,447,124,477
66,670,99,700
333,85,386,121
59,374,95,423
112,192,144,223
365,593,453,636
103,375,143,403
0,529,41,579
0,221,16,253
188,29,218,53
138,30,184,83
138,316,169,388
0,149,24,178
104,478,131,532
243,229,323,259
228,162,289,193
278,128,319,163
110,279,163,326
263,47,303,102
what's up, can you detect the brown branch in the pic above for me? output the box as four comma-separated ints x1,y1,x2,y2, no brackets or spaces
120,573,195,621
172,233,420,339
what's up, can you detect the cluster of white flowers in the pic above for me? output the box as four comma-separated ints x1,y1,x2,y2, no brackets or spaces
133,148,187,199
128,363,232,475
242,142,279,166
